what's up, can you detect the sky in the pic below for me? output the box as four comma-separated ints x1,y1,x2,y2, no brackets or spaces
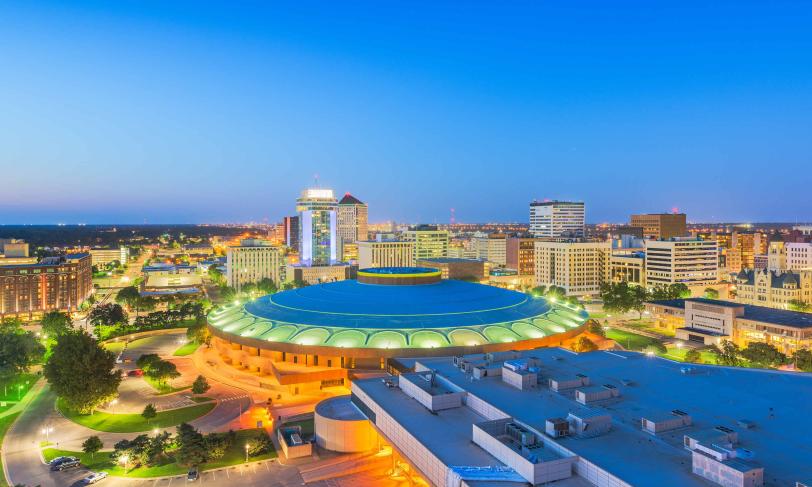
2,1,811,225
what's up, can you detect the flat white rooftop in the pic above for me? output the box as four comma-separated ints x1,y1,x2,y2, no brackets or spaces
372,348,812,487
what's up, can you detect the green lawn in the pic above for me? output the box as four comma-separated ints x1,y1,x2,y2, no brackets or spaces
103,341,127,354
662,346,718,364
622,319,676,337
0,412,21,487
42,429,275,478
190,396,213,404
57,399,215,433
143,376,191,395
0,373,39,402
283,418,314,437
605,329,661,351
588,311,607,319
173,341,200,356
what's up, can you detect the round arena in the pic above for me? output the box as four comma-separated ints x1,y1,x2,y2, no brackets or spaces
207,267,587,390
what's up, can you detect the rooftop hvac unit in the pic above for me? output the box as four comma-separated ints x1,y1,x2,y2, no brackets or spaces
672,409,689,417
737,419,756,429
545,418,570,438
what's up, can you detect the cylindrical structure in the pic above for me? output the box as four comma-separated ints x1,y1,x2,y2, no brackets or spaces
314,395,377,453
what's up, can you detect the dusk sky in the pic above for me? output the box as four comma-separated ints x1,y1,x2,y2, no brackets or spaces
2,1,811,225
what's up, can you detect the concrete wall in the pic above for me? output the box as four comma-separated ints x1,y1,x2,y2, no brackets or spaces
314,411,377,453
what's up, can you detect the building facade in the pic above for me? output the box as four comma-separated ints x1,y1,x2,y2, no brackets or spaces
357,240,414,269
283,216,300,249
609,251,646,286
337,193,368,245
89,246,129,267
297,188,339,266
630,213,687,240
506,237,537,276
403,226,449,261
534,239,610,297
226,239,284,291
644,237,718,288
732,269,812,309
0,254,92,320
732,231,768,271
415,257,486,280
529,201,585,238
787,242,812,270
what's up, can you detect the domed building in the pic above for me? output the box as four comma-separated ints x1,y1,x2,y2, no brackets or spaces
207,267,587,390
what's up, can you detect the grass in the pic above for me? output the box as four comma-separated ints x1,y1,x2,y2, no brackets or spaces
588,311,607,319
190,396,213,403
283,418,314,437
662,346,718,364
0,373,39,402
173,341,200,356
103,341,127,354
57,398,215,433
143,375,191,395
0,412,21,487
42,429,275,478
605,329,662,351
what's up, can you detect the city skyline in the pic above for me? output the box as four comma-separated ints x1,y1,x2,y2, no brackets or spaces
3,1,812,224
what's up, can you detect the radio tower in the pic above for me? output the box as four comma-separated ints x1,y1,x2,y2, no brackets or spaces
450,208,456,225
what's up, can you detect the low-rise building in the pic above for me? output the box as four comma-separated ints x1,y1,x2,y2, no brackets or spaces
609,251,645,286
403,226,449,261
90,246,129,267
226,239,285,291
646,297,812,353
630,213,687,240
345,347,806,487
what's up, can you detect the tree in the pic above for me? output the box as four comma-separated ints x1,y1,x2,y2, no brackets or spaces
573,336,598,353
142,403,157,422
683,349,702,363
136,354,161,372
175,423,208,467
144,431,172,466
148,360,180,386
703,288,720,299
88,303,128,328
187,323,211,346
710,339,741,367
82,436,103,460
0,324,45,395
529,285,547,297
191,375,210,395
205,430,236,460
740,342,787,368
40,311,73,338
792,348,812,372
44,331,121,414
600,282,648,318
246,431,273,456
585,320,605,337
111,435,150,468
788,299,811,313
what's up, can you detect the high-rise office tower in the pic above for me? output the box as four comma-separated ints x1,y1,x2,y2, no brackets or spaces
283,216,300,249
296,188,338,266
529,201,585,238
337,193,368,243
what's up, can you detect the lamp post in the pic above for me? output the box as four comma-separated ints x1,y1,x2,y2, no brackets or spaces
244,444,250,462
41,426,54,443
120,454,129,476
17,384,23,400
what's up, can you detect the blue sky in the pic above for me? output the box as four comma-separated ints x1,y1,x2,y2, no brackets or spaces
2,1,811,224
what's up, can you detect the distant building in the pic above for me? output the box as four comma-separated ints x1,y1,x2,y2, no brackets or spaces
630,213,687,240
644,237,718,288
732,231,768,271
612,225,644,239
90,246,129,267
733,269,812,309
534,239,610,296
287,263,353,285
0,239,29,258
283,216,300,249
0,254,92,320
647,297,812,353
226,239,284,291
529,200,585,238
403,226,449,261
297,188,338,266
787,242,812,270
473,233,508,266
415,257,485,280
357,239,414,269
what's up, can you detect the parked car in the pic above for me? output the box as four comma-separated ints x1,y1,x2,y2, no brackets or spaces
50,456,80,471
81,471,108,484
127,369,144,377
187,467,199,481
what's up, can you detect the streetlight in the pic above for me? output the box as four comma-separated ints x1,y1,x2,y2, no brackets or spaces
41,426,54,443
17,384,23,400
244,444,250,462
120,454,130,475
153,428,160,436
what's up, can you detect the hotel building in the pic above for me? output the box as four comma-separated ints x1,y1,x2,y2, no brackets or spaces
534,239,610,297
644,237,718,288
297,188,339,266
529,201,585,238
226,239,284,291
0,253,93,320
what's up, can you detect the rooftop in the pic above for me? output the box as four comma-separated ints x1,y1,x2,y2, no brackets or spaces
360,348,812,487
417,257,484,264
649,298,812,329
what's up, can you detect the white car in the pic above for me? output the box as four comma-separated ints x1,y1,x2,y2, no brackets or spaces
82,471,108,484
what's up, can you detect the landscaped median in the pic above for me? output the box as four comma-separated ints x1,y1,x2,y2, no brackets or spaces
57,398,215,433
0,412,22,487
41,428,276,478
